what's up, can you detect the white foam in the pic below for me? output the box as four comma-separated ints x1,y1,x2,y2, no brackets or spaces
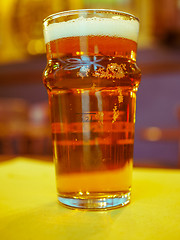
44,17,139,44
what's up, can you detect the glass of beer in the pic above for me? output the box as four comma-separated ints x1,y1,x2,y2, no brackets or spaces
43,9,141,210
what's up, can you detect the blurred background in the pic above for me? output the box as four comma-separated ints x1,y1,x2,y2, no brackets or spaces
0,0,180,168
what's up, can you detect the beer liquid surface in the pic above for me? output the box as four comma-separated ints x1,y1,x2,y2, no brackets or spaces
46,35,137,61
43,33,141,197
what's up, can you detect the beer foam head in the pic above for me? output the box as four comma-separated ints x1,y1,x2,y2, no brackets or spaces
44,17,139,44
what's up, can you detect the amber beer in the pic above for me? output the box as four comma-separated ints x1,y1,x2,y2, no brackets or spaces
43,10,141,209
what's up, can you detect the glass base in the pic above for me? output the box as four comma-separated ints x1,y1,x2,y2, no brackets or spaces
58,192,131,210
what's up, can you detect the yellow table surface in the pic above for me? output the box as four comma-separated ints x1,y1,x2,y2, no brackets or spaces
0,157,180,240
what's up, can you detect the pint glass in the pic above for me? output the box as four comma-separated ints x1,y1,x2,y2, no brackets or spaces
43,9,141,209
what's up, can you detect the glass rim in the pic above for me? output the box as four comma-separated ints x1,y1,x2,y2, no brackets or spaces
43,9,139,24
